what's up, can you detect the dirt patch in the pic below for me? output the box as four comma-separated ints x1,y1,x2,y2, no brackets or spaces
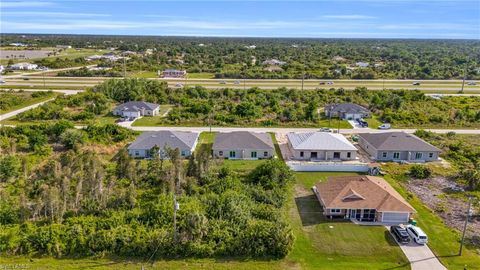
406,177,479,245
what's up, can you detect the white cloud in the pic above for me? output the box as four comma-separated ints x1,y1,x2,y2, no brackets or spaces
2,11,110,17
0,1,53,8
322,15,376,19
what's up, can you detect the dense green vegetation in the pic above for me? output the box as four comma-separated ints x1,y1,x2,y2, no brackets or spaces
11,78,479,128
33,56,87,69
0,124,294,258
414,130,480,191
58,67,122,77
2,34,479,80
0,90,56,113
16,91,113,122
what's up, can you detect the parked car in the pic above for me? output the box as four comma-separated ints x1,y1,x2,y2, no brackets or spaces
357,118,368,127
378,123,391,129
407,225,428,245
467,81,477,86
390,225,410,244
412,82,421,86
219,80,226,84
319,127,332,132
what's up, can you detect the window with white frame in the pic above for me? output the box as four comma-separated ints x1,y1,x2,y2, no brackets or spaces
219,151,223,156
415,152,423,159
382,152,387,158
393,152,400,159
330,209,341,213
429,152,434,158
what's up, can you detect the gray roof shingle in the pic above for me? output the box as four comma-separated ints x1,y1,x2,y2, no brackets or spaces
128,131,199,150
326,103,370,114
114,101,159,112
359,132,441,152
213,131,274,150
288,132,357,151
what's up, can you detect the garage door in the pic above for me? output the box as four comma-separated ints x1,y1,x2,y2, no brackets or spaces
382,212,409,223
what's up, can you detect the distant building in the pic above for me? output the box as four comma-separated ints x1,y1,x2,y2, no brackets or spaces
333,56,346,62
56,45,72,49
355,62,369,68
245,45,256,49
128,131,199,159
262,59,286,66
264,66,284,72
112,101,160,118
162,69,187,78
324,103,371,120
8,63,38,70
9,42,28,47
212,131,275,159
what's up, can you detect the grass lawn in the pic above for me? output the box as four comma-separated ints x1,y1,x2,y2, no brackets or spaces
0,91,58,115
131,105,174,126
365,116,383,128
188,73,215,79
286,171,410,269
130,71,158,78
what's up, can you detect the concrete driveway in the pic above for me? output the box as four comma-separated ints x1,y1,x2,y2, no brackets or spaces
386,226,446,270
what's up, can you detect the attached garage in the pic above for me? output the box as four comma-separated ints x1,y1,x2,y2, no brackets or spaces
381,212,409,223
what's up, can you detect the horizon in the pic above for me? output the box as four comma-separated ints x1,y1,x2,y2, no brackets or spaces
1,0,479,39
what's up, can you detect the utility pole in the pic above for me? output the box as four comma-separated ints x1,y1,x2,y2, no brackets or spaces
123,57,126,78
460,64,467,93
301,47,306,91
173,193,179,242
459,197,472,256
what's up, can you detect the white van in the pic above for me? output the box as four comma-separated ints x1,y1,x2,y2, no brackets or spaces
407,225,428,245
378,123,391,130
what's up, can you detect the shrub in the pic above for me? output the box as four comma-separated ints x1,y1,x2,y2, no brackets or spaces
409,165,432,179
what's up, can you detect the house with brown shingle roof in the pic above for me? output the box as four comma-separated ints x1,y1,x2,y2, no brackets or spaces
212,131,275,159
312,175,415,223
358,132,441,162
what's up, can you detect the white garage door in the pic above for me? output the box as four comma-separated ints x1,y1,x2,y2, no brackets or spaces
382,212,409,223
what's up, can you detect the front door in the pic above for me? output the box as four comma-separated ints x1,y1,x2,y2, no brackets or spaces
349,209,356,219
333,152,341,159
311,152,318,159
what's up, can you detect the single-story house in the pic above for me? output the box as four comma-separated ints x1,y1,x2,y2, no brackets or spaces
358,132,441,162
112,101,160,118
162,69,187,78
212,131,275,159
324,103,371,120
9,63,38,70
287,132,358,161
262,59,286,66
355,62,369,68
313,175,416,223
128,131,199,159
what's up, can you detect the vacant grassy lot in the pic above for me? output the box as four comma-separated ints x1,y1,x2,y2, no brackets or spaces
383,173,480,269
0,91,58,114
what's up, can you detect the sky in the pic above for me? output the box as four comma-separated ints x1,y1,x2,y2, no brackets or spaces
0,0,479,39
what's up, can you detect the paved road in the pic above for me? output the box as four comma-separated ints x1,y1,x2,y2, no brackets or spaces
126,125,480,135
3,88,82,95
386,226,446,270
0,98,54,121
